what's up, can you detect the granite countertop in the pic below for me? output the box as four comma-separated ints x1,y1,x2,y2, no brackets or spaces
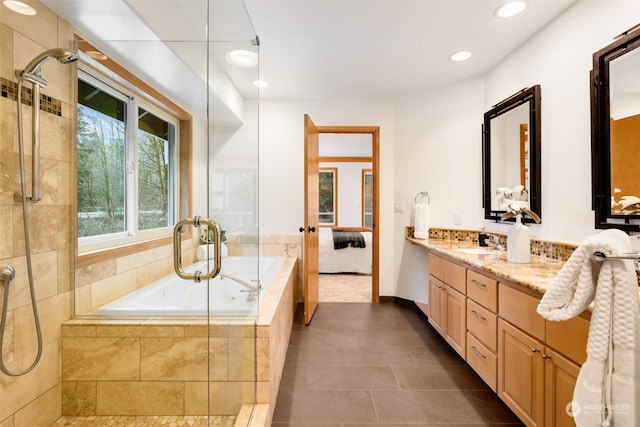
406,236,565,295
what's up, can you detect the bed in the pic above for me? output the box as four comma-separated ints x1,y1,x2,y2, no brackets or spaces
319,227,372,274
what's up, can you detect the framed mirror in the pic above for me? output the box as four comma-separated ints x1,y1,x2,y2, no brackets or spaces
482,85,542,223
591,23,640,232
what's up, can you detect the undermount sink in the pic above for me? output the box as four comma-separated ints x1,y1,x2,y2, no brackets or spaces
455,248,498,255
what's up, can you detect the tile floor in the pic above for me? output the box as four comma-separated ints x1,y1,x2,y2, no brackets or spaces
272,302,525,426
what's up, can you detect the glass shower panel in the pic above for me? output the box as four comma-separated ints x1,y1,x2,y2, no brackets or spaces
208,1,260,422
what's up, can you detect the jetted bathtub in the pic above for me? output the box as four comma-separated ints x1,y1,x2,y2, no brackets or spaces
95,256,286,316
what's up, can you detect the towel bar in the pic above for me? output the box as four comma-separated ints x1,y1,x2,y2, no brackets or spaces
415,191,430,204
592,251,640,262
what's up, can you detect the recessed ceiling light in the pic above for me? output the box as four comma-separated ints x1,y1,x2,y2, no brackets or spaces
253,80,269,88
225,50,258,68
86,50,108,61
3,0,36,15
449,50,473,62
495,1,527,18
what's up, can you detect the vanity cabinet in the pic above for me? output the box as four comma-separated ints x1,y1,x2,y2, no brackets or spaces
497,283,586,427
428,253,466,358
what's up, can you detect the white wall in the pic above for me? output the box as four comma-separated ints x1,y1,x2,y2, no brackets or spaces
257,1,640,303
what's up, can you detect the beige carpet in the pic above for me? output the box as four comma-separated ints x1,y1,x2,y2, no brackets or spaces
319,273,371,302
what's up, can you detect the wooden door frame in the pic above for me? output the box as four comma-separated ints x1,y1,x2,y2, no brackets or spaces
317,125,380,303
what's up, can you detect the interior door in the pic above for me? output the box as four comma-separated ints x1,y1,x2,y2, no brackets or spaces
303,114,320,324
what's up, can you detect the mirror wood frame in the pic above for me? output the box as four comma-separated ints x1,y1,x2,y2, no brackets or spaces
482,85,542,223
591,24,640,232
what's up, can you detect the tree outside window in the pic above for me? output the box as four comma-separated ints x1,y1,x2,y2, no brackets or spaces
319,168,337,226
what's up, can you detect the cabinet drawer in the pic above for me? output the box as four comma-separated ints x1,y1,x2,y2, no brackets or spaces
546,315,589,365
467,299,497,352
499,284,545,341
429,253,446,282
467,270,497,311
428,253,466,294
467,332,497,392
446,262,467,294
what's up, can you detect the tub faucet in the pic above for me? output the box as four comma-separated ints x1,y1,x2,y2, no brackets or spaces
221,273,262,301
485,234,504,252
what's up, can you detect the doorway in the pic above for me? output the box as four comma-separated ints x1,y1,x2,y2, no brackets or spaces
302,118,380,319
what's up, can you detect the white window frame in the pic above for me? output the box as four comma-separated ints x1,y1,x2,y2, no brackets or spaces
77,68,180,254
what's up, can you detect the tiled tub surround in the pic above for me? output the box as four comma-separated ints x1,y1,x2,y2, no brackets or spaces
61,257,297,426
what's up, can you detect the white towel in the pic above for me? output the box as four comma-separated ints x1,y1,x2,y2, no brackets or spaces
413,203,430,239
196,243,228,261
537,229,639,427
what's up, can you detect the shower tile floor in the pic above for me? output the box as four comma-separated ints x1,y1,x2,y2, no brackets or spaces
51,415,234,426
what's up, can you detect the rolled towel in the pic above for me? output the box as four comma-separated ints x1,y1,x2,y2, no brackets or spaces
196,243,228,261
414,203,430,239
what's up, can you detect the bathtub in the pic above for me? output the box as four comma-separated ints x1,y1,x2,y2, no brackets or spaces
95,256,286,317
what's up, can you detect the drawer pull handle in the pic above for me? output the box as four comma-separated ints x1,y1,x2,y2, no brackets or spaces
470,346,486,359
531,348,540,353
470,310,487,321
471,279,486,288
542,354,552,360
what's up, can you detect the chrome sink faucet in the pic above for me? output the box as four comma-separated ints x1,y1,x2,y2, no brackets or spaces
485,234,504,252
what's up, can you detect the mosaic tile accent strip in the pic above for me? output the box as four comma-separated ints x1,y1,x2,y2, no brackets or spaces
1,77,64,116
406,226,578,262
51,415,235,426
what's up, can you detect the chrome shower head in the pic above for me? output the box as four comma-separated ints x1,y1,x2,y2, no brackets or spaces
17,48,79,86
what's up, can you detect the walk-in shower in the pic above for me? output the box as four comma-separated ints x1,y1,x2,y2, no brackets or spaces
0,48,78,376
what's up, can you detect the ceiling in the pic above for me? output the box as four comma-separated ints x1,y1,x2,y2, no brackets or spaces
40,0,576,102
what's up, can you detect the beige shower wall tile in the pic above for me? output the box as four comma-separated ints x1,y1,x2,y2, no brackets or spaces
32,250,59,301
0,416,12,427
0,97,16,154
256,337,270,382
13,383,61,427
13,205,70,254
62,381,96,416
153,243,173,260
136,257,171,288
73,283,91,315
40,114,72,163
76,259,116,288
209,382,243,415
14,292,70,358
140,337,208,380
0,23,13,79
116,249,154,274
96,381,184,415
208,337,229,381
40,157,59,205
62,337,140,381
0,310,13,364
0,206,13,258
6,5,58,54
0,151,20,206
57,247,72,293
228,337,255,382
0,341,59,421
90,269,136,309
62,325,96,338
184,381,208,415
57,160,71,206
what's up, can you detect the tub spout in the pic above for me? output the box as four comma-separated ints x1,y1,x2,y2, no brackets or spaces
221,273,262,292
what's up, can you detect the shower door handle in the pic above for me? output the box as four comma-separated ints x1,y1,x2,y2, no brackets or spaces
173,216,222,283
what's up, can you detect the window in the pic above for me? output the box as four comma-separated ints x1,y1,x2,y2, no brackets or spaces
319,168,337,226
362,169,373,227
77,70,178,250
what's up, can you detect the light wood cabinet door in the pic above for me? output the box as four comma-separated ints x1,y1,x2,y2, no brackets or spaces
428,276,446,336
544,348,579,427
444,285,466,358
498,319,545,427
